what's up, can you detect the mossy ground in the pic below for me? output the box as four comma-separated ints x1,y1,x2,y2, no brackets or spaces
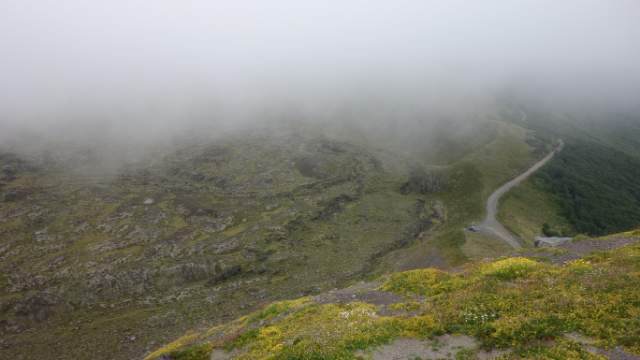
149,233,640,359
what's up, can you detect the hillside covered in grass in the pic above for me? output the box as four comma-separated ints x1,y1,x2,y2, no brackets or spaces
147,230,640,360
499,111,640,242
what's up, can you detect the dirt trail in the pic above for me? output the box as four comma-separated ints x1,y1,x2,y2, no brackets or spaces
478,122,563,248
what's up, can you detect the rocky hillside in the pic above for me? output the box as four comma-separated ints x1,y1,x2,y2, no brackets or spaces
146,230,640,360
3,122,530,360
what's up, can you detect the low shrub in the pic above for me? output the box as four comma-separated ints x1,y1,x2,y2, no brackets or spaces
480,257,539,280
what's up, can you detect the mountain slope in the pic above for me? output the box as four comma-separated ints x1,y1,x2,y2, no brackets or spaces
3,109,640,359
499,110,640,241
0,115,551,359
146,230,640,360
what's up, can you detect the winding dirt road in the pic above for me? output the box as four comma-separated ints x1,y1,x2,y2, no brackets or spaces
478,138,564,248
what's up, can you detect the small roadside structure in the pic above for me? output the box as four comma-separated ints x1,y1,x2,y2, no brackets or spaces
534,236,572,247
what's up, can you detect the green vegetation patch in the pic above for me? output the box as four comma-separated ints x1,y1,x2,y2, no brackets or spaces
381,268,465,297
534,140,640,236
479,257,540,280
498,179,575,244
150,235,640,359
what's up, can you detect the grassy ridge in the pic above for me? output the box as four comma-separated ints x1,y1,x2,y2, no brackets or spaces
147,232,640,359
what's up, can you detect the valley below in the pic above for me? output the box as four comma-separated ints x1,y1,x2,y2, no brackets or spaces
2,109,640,360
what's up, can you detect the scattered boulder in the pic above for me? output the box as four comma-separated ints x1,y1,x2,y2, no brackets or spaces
3,189,28,202
190,172,206,181
534,236,572,247
178,263,210,282
294,156,326,179
13,295,56,322
1,165,16,181
312,194,356,221
206,265,242,286
400,167,446,194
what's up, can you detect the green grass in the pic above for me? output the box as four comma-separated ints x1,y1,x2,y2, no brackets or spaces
498,179,575,244
461,231,513,260
462,120,539,199
439,119,540,259
380,268,465,296
149,232,640,359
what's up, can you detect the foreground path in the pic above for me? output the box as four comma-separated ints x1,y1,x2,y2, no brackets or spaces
478,139,564,248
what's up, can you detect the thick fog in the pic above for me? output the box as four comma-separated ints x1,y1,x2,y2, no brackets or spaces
1,0,639,154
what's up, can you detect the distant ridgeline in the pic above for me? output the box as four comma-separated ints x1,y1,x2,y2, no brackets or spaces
524,109,640,236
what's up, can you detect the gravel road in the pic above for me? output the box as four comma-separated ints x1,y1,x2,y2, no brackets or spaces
478,136,564,248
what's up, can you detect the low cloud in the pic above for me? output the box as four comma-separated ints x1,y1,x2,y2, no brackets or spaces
1,0,639,151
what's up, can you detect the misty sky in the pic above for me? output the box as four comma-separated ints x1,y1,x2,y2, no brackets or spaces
1,0,639,140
